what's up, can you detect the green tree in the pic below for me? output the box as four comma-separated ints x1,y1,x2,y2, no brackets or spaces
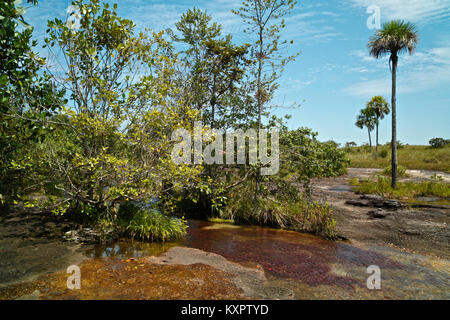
169,8,251,130
202,36,250,129
166,9,260,218
368,20,419,188
0,0,65,206
429,138,450,149
168,8,221,113
355,107,376,148
233,0,300,197
33,0,202,218
367,95,390,152
279,127,349,196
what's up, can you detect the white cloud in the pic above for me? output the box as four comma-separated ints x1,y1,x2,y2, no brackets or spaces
350,0,450,24
343,45,450,96
279,76,317,93
283,11,344,43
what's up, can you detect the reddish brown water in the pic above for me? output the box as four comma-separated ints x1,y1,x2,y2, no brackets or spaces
184,221,403,288
1,220,449,299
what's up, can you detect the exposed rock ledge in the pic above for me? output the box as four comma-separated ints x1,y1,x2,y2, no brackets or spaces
144,247,293,299
345,194,403,209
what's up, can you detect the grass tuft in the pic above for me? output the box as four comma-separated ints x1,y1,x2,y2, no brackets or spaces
350,175,450,200
225,194,337,239
125,208,187,242
118,202,188,242
382,165,408,177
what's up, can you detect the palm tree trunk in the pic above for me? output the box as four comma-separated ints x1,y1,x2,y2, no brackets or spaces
391,55,398,188
376,121,379,152
367,127,372,148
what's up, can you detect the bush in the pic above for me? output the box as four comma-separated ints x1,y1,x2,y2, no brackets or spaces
379,149,388,158
225,191,337,239
429,138,450,149
324,140,340,148
386,140,404,149
382,165,407,177
279,127,349,195
343,142,357,153
360,143,372,152
124,206,187,242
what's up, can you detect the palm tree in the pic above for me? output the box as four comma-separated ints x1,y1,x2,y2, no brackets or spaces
355,107,376,148
368,20,419,188
367,96,390,152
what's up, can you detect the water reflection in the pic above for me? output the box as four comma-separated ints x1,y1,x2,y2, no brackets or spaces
86,239,181,259
87,220,405,288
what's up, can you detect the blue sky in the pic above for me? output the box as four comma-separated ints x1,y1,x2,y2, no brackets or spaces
25,0,450,145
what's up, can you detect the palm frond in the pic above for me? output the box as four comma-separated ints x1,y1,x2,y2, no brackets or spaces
367,20,419,59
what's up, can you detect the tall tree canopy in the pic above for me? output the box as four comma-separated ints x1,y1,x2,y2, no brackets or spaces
0,0,65,206
169,8,252,130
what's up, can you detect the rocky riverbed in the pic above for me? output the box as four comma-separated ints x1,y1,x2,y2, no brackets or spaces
311,168,449,259
0,168,449,299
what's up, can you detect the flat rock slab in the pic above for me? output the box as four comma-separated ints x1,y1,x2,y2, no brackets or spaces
145,246,293,299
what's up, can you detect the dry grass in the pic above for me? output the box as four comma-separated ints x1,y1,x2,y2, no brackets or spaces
346,145,450,172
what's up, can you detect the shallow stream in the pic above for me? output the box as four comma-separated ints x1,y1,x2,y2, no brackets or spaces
1,220,449,299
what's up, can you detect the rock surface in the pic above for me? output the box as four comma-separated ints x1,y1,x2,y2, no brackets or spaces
0,206,86,287
346,194,403,209
63,227,118,244
145,246,293,299
367,208,391,218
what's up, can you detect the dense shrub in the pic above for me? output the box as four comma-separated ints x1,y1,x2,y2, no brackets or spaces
379,149,388,158
116,202,187,242
123,206,187,242
360,143,372,152
279,127,349,195
224,189,337,239
429,138,450,149
386,140,405,149
3,0,349,243
324,140,340,148
164,126,348,240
